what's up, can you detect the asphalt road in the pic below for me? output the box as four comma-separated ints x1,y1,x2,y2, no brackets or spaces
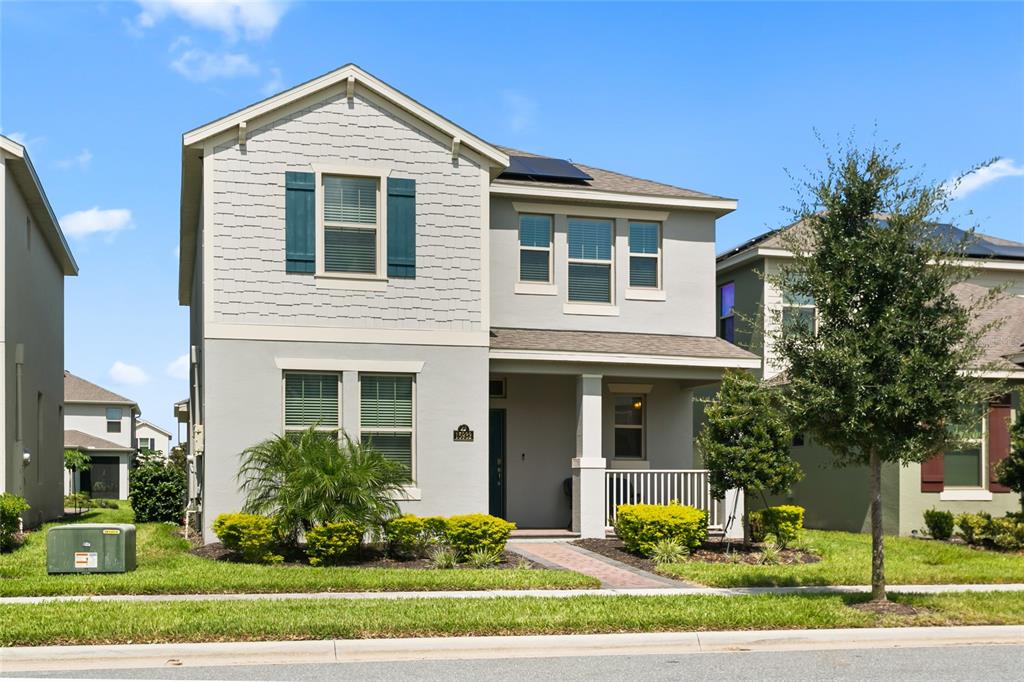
8,644,1024,681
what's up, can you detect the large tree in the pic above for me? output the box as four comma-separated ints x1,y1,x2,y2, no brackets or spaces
770,142,998,601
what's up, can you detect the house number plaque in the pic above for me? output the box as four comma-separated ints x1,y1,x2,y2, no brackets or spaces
453,424,474,442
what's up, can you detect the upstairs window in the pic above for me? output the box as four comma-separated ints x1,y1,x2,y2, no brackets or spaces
322,175,379,275
567,217,613,303
719,282,735,343
283,373,340,436
106,407,123,433
628,222,660,288
360,374,415,479
782,287,816,333
518,214,552,282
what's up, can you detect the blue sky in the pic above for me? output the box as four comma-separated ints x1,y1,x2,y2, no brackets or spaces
2,1,1022,436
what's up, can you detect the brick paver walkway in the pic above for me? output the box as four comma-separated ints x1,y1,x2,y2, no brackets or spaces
508,541,676,588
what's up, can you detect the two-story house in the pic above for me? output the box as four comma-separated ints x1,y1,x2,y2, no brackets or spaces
1,136,78,527
136,419,172,455
716,220,1024,534
63,371,139,500
178,64,758,542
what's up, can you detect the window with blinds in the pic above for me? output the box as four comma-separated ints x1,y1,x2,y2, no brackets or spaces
322,175,379,275
360,374,414,478
567,217,613,303
284,373,339,432
518,214,552,282
628,222,660,288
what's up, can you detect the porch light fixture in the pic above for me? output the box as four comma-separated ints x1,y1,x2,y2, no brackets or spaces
633,398,643,410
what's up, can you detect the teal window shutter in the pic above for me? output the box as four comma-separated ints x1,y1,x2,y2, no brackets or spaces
285,172,315,273
387,178,416,278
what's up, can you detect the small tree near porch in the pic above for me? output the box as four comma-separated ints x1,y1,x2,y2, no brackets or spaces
770,140,998,602
698,369,802,539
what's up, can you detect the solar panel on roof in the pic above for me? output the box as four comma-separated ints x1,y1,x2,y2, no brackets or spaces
501,155,593,182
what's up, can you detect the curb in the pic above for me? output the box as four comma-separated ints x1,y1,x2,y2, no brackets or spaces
1,626,1022,672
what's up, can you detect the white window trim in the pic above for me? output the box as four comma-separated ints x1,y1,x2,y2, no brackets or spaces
358,373,417,483
516,281,558,296
566,216,615,307
943,403,994,492
517,213,554,286
940,489,993,501
612,394,646,461
627,221,662,291
281,371,342,434
313,165,390,284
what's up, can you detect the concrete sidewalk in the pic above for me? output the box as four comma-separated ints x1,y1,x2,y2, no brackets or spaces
2,626,1021,673
2,582,1024,605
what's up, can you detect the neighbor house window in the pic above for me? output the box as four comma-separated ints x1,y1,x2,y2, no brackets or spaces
518,214,552,282
628,222,660,288
106,407,123,433
360,374,414,478
613,395,644,459
283,372,340,436
137,438,154,451
782,287,816,333
322,175,379,275
945,404,985,488
567,217,613,303
719,282,735,343
489,378,507,399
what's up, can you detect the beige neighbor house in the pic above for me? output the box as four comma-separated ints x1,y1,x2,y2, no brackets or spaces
63,371,139,501
0,136,79,528
177,63,758,543
715,222,1024,535
136,419,172,455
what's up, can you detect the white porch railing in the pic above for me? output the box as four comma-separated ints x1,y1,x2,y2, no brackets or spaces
605,469,723,531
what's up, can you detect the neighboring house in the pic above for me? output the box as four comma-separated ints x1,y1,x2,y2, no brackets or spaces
136,419,172,455
715,221,1024,535
0,136,78,528
178,64,757,542
63,371,139,500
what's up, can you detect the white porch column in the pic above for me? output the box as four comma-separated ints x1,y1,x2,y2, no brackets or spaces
723,488,746,541
572,374,606,538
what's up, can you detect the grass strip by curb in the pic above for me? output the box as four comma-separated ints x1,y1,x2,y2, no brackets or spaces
1,592,1022,647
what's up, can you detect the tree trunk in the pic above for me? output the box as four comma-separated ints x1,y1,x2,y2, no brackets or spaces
869,449,886,601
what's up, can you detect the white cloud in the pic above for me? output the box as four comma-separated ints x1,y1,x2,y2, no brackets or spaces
60,207,134,238
171,48,259,82
135,0,290,41
261,66,284,96
945,158,1024,200
110,361,148,386
56,149,93,171
2,130,45,149
500,90,537,133
166,354,190,380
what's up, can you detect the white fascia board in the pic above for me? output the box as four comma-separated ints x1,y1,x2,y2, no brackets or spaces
488,348,761,369
962,369,1024,380
716,247,792,274
181,64,509,168
65,398,140,408
274,358,425,373
492,183,737,214
955,258,1024,272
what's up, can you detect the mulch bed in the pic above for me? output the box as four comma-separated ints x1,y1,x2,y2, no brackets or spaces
573,537,820,571
849,600,921,616
190,542,542,570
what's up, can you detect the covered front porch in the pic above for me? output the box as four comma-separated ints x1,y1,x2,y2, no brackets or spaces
488,328,759,540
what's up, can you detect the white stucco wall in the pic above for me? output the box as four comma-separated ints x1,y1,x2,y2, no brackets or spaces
65,403,135,449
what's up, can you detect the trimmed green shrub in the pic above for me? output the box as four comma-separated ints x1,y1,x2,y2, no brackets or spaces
129,461,186,523
212,513,282,564
0,493,29,552
614,503,708,557
984,516,1024,551
443,514,516,557
956,512,991,545
305,521,363,566
749,505,804,548
423,516,448,539
386,515,449,558
923,508,955,540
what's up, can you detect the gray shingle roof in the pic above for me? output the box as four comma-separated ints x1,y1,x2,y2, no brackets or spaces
64,429,133,452
492,146,730,202
64,371,136,405
490,327,758,361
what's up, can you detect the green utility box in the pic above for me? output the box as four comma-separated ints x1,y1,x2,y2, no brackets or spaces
46,524,136,574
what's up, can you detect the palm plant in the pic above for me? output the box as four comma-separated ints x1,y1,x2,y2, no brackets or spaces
237,426,408,543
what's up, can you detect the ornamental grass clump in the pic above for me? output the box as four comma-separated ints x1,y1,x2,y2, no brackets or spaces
650,538,689,565
614,503,708,558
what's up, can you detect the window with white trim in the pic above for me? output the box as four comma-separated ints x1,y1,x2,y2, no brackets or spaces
782,286,816,333
518,214,552,283
106,407,123,433
360,374,414,479
283,372,340,436
945,403,985,488
628,221,660,288
567,217,613,303
613,395,645,459
138,437,154,451
321,175,379,275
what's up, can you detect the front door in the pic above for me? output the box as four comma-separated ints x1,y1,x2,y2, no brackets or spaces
488,408,507,519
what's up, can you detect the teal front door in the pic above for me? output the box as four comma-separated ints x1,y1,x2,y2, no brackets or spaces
488,409,507,519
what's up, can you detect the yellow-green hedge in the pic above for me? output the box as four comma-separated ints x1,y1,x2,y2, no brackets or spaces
305,521,363,566
614,503,707,557
212,513,282,563
749,505,804,547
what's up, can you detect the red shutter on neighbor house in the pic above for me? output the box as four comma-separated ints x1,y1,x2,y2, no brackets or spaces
921,452,944,492
988,394,1013,493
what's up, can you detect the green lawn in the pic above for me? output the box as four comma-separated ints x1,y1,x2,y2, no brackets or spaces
659,530,1024,587
0,506,597,596
1,591,1021,646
